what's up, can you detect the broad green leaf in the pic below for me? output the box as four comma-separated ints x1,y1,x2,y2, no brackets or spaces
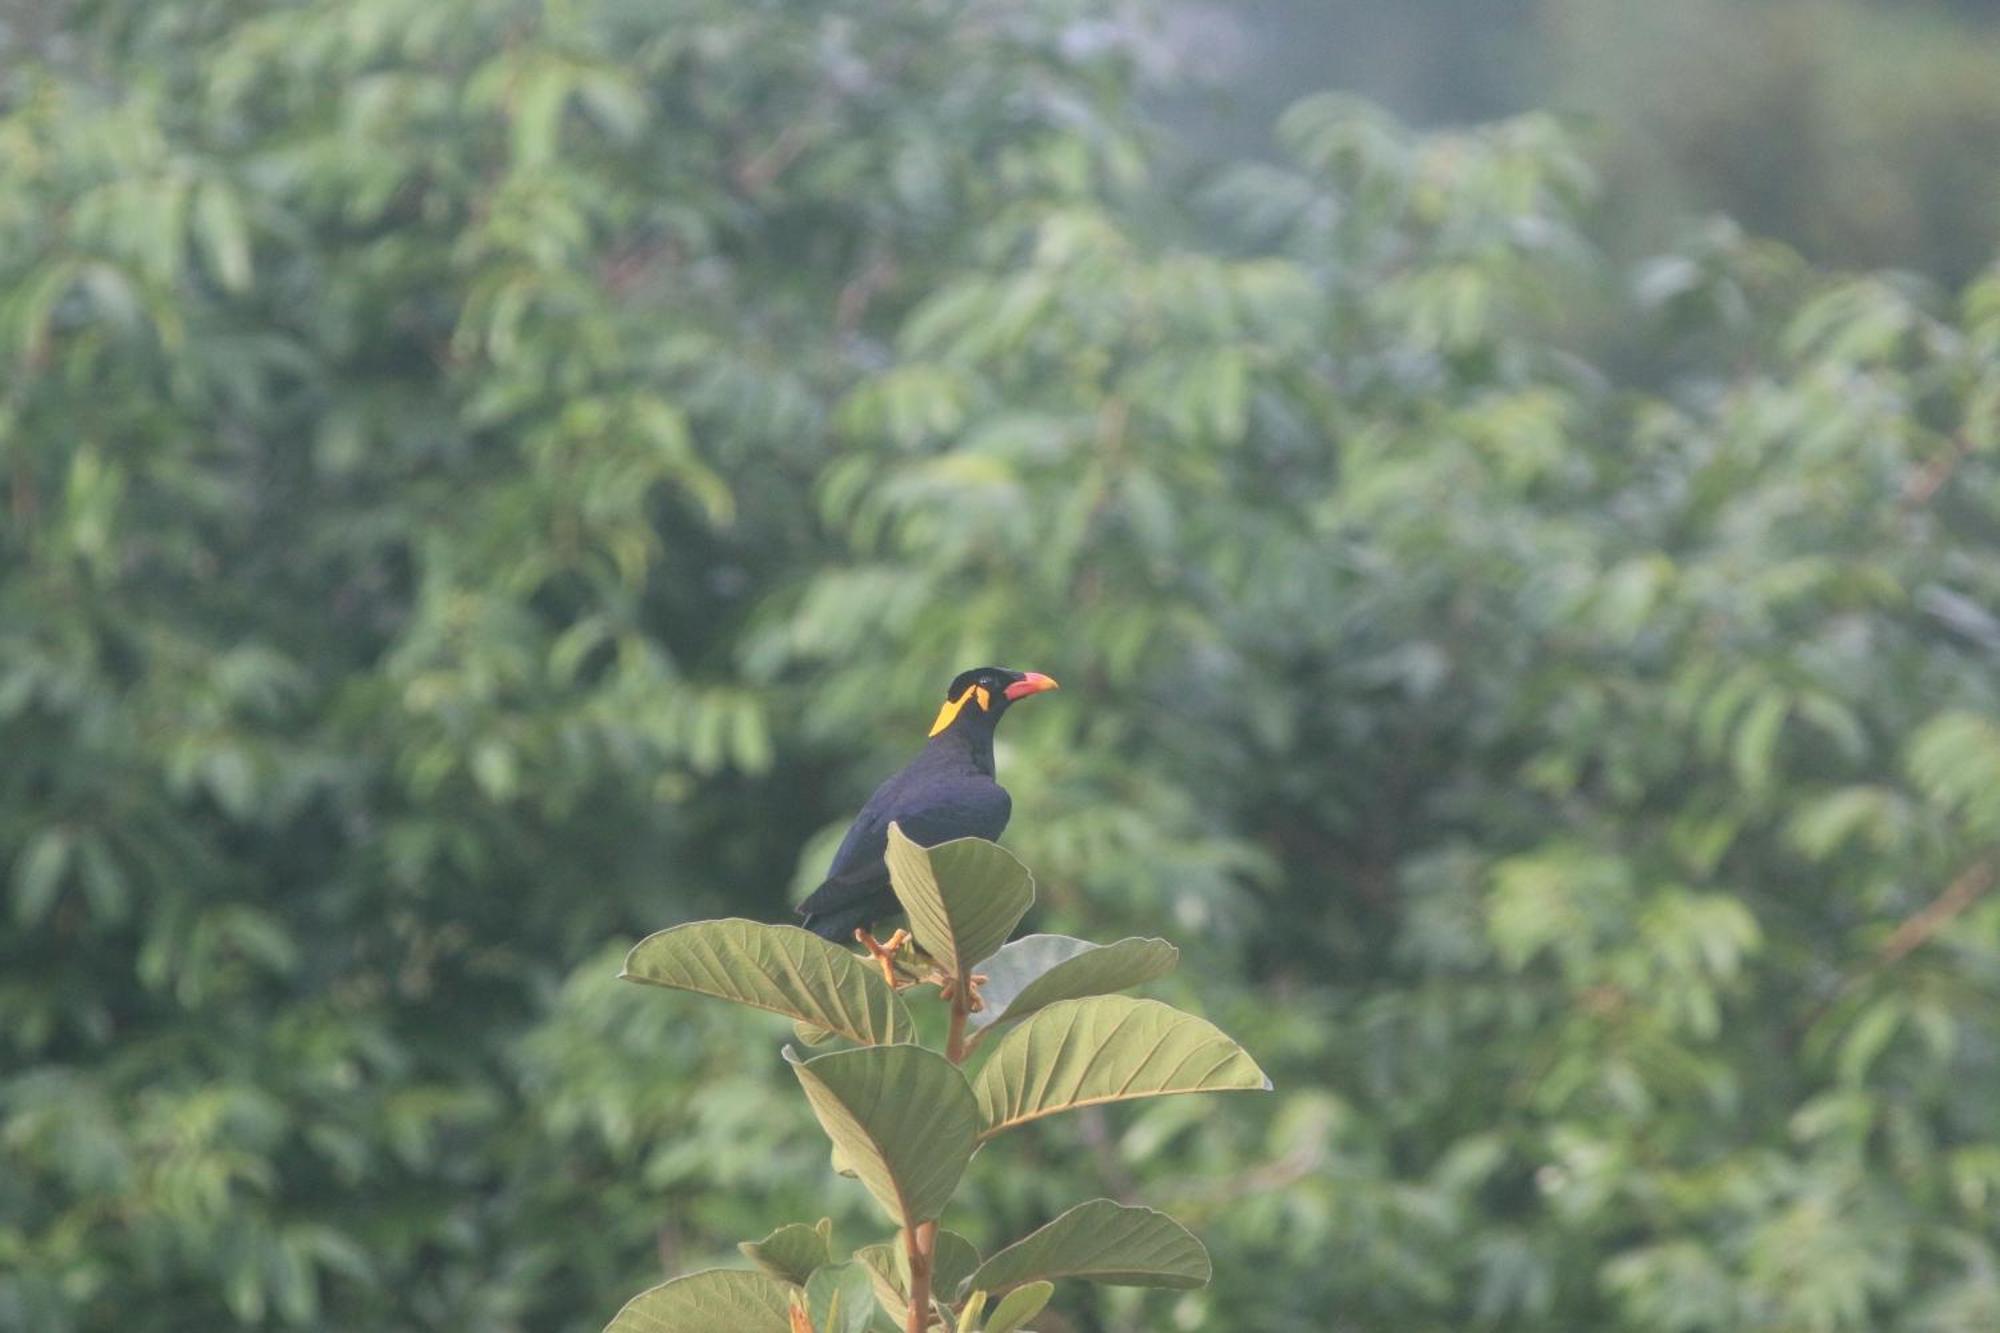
805,1261,877,1333
795,1020,839,1047
968,935,1179,1032
740,1223,830,1286
959,1201,1209,1296
933,1230,982,1298
604,1268,796,1333
852,1244,906,1324
622,919,912,1046
983,1280,1053,1333
884,825,1034,979
973,996,1270,1138
853,1231,978,1330
785,1045,978,1224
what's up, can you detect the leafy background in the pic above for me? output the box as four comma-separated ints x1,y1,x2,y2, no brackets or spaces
5,0,2000,1329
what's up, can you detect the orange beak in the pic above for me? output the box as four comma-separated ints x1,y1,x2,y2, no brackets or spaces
1003,671,1060,701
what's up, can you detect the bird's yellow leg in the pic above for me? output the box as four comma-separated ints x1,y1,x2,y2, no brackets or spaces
854,928,913,988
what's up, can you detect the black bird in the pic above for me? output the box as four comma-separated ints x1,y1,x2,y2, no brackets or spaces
798,666,1059,971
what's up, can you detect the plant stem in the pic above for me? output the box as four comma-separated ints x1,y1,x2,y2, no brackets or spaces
944,998,970,1065
904,1221,936,1333
909,973,975,1330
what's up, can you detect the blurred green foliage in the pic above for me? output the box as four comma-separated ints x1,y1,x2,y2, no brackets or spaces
4,2,2000,1331
1169,0,2000,285
1547,0,2000,285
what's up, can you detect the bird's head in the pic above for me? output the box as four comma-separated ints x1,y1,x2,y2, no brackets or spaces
928,666,1059,737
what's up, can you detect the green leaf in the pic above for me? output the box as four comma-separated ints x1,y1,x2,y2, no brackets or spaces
1732,689,1790,798
805,1261,878,1333
13,827,72,925
794,1020,839,1047
75,834,130,924
968,935,1179,1032
784,1045,979,1224
959,1200,1209,1297
884,825,1034,980
982,1280,1053,1333
576,68,648,141
740,1223,831,1286
1909,710,2000,838
192,180,253,293
972,996,1271,1139
852,1232,976,1330
604,1269,797,1333
203,747,258,820
853,1243,904,1320
1838,998,1904,1086
852,1244,922,1328
511,60,573,168
928,1231,982,1300
622,920,912,1046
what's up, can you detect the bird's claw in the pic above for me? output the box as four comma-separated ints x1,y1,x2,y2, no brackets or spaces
852,932,988,1009
854,928,913,988
934,970,990,1012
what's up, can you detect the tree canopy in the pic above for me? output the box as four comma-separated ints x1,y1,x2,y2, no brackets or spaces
4,2,1999,1330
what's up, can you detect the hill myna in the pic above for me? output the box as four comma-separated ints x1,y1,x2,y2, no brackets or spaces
798,666,1058,982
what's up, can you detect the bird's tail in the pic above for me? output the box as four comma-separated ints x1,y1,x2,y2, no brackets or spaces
795,866,885,943
797,898,872,943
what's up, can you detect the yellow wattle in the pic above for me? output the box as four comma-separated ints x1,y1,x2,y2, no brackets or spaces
926,684,992,737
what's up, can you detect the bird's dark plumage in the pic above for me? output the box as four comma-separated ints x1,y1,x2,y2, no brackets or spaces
798,666,1058,942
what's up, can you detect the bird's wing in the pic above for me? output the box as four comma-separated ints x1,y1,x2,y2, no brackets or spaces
796,806,894,921
797,784,1011,920
891,785,1013,850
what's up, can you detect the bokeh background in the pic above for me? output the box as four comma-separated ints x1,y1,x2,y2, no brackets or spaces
6,1,2000,1330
